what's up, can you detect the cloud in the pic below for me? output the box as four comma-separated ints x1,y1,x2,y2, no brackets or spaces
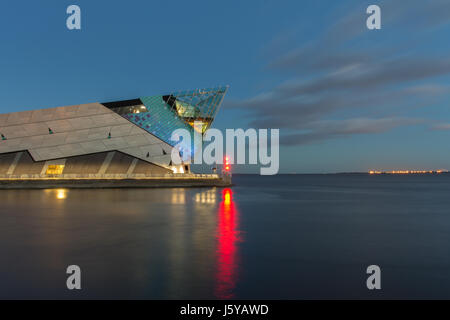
277,58,450,96
268,0,450,75
431,123,450,131
227,1,450,145
281,117,422,146
226,85,436,130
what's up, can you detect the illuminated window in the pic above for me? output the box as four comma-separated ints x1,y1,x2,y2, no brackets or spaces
46,165,65,175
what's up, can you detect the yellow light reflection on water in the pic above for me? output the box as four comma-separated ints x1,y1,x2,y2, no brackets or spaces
44,188,68,200
54,189,67,200
56,189,67,200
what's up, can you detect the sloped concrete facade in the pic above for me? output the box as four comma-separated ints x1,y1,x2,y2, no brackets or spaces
0,103,174,169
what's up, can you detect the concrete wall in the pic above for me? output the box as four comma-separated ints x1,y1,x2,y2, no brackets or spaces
0,150,171,176
0,176,230,189
13,151,45,175
133,159,172,175
0,153,17,174
63,152,107,174
105,152,133,174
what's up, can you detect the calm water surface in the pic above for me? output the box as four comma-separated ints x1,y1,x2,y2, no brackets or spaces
1,174,450,299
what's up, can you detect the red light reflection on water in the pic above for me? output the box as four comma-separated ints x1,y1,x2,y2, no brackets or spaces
215,188,241,299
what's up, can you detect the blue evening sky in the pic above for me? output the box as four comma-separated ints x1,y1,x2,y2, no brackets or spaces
1,0,450,173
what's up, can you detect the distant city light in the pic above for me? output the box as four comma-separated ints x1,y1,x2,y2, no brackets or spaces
369,170,448,175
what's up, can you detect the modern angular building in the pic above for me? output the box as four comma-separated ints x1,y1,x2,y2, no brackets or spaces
0,86,228,185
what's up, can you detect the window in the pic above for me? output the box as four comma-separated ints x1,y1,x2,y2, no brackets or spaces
46,165,65,175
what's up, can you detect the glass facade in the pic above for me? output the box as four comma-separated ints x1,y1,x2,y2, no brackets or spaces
109,104,148,115
103,86,228,160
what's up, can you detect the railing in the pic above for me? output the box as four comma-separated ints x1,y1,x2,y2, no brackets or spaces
0,173,221,180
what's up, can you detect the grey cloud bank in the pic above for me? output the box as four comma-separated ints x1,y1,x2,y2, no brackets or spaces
225,0,450,146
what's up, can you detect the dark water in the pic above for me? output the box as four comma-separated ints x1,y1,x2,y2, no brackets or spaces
1,174,450,299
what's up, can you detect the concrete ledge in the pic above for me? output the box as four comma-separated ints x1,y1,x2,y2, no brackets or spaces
0,175,232,189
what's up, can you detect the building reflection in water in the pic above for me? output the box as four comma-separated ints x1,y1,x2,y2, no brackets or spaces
215,188,241,299
194,189,217,204
171,188,186,204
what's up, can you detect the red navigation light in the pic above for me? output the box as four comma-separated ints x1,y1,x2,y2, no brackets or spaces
224,156,231,172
